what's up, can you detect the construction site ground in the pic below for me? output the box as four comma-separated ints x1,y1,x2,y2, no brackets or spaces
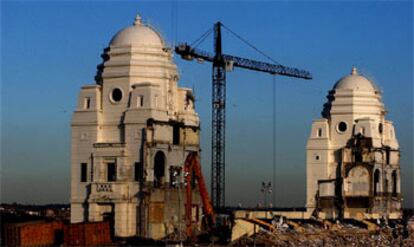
231,220,414,246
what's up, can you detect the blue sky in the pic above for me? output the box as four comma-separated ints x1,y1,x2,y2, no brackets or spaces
1,1,413,207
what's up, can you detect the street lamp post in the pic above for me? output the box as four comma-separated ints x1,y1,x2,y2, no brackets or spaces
261,181,272,209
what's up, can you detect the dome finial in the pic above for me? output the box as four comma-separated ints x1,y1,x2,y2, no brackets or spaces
351,65,358,75
134,14,142,26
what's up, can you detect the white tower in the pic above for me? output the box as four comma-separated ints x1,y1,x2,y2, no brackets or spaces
306,67,402,220
71,15,202,238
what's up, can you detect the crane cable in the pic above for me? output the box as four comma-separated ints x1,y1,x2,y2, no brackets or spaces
171,0,178,46
221,23,281,66
272,75,276,208
190,27,214,49
174,0,178,44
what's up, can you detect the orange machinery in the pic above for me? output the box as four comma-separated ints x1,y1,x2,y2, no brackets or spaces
184,152,215,238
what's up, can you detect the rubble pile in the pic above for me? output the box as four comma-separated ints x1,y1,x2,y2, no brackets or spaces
233,220,414,247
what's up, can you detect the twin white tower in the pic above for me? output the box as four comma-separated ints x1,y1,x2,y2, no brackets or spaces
306,67,402,220
70,15,403,239
70,15,202,238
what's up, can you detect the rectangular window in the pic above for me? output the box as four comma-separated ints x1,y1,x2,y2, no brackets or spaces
317,128,322,137
135,162,144,181
386,150,390,164
84,97,91,109
137,95,144,107
173,125,180,145
355,152,363,163
80,163,87,182
107,163,117,182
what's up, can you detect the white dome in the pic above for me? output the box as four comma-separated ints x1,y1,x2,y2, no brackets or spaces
334,67,376,91
109,15,164,47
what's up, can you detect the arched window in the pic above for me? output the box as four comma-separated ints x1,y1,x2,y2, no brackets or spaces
392,170,397,197
154,151,166,188
374,169,380,196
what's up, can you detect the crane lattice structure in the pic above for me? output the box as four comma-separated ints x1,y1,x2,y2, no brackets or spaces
175,22,312,210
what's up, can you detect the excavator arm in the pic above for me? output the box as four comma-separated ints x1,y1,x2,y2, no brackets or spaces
184,152,215,238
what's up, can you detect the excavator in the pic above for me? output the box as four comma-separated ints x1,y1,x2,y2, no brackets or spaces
183,152,231,243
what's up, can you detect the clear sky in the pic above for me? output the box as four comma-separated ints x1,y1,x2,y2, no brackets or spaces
1,1,413,207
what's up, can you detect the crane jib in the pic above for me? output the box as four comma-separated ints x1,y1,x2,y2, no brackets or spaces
175,44,312,80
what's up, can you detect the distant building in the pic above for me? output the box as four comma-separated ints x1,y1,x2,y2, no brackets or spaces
306,67,402,220
71,15,202,239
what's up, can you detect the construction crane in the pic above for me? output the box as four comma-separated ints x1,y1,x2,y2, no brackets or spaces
175,22,312,210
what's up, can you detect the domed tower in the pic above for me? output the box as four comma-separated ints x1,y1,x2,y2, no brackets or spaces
306,67,402,220
71,15,202,238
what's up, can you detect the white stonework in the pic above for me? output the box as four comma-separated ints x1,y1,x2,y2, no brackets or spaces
71,15,202,239
306,67,402,220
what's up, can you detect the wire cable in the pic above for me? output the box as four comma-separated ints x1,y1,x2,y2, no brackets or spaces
170,1,175,46
272,75,276,207
170,0,179,46
190,28,214,48
221,23,281,65
174,0,178,44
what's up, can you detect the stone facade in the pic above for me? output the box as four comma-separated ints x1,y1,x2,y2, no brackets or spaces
306,67,402,220
71,15,203,239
